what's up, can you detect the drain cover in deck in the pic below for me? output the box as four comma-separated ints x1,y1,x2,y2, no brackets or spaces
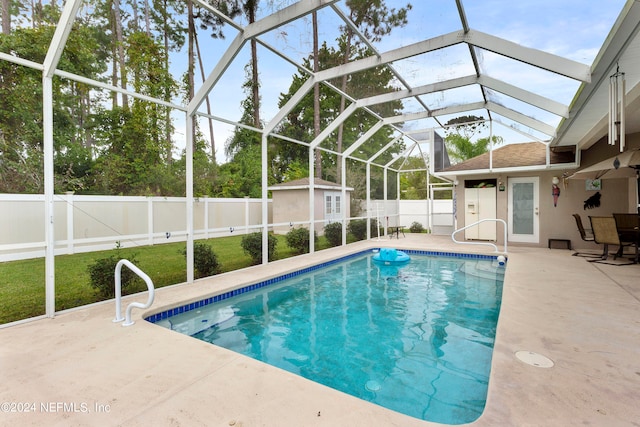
515,351,554,368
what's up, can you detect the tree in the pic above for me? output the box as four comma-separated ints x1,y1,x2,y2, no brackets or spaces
333,0,412,181
0,18,107,193
444,115,504,163
399,156,428,200
274,40,405,198
194,1,244,161
216,63,266,197
398,156,451,200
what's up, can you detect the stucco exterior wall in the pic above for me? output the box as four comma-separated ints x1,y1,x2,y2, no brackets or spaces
271,189,351,235
454,169,634,250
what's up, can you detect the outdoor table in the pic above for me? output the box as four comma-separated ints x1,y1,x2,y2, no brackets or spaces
614,213,640,263
388,226,405,239
617,227,640,263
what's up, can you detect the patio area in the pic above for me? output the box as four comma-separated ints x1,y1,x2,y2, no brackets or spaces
1,234,639,426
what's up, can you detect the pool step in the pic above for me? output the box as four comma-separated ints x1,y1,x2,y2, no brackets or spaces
460,260,506,280
155,306,235,336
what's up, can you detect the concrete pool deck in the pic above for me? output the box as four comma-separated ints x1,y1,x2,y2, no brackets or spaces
1,235,639,426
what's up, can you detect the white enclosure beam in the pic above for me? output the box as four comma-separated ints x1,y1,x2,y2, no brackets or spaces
487,102,557,137
188,33,245,116
341,155,347,246
41,0,82,318
478,75,569,117
342,122,385,157
491,117,549,143
43,0,82,78
309,103,358,148
244,0,339,40
192,0,338,116
0,52,43,70
185,113,194,283
356,73,569,122
265,78,316,134
383,101,487,125
313,29,591,86
308,148,315,253
465,30,592,83
385,143,417,168
369,135,403,164
358,75,478,108
315,31,463,83
262,132,270,265
42,76,55,318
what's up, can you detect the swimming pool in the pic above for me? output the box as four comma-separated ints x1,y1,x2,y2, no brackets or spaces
147,249,505,424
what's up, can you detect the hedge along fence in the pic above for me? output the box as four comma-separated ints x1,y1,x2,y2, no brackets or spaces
0,194,272,262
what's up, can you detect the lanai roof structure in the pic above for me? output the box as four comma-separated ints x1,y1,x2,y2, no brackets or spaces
4,0,640,317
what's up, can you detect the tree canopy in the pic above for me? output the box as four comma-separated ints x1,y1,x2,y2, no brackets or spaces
0,1,467,202
443,115,503,164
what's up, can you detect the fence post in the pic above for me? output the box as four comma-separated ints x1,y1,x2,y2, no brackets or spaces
244,196,250,234
204,196,209,239
147,197,154,245
66,191,74,254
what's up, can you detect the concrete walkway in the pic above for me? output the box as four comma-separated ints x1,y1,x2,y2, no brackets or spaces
1,235,639,426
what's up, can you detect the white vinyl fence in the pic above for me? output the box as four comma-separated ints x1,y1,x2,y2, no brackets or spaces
399,199,455,234
0,193,271,262
0,194,454,262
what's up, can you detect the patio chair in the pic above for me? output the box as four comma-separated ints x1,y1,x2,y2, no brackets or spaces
588,216,635,264
613,213,640,263
572,214,599,258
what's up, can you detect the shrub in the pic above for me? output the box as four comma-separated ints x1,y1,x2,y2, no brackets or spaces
183,242,220,279
88,253,140,298
347,219,367,240
285,227,319,254
409,221,424,233
241,232,277,264
323,222,343,247
347,219,379,241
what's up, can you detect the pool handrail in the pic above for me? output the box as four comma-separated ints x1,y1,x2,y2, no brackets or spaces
113,259,155,326
452,218,508,254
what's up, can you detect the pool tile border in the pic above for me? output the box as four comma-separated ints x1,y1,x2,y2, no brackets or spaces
145,249,504,324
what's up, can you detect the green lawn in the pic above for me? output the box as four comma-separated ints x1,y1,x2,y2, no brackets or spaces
0,234,333,325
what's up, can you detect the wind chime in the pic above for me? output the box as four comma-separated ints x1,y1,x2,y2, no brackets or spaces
609,65,626,155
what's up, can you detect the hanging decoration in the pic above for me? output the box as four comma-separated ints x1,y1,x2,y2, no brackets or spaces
551,177,560,207
609,65,626,152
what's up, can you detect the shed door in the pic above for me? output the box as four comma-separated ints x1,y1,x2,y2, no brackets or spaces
324,191,342,223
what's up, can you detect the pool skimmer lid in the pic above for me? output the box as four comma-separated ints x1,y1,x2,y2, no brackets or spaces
515,351,554,368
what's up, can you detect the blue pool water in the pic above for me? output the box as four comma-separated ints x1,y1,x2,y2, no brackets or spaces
149,250,505,424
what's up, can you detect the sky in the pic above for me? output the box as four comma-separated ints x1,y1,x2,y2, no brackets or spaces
172,0,629,164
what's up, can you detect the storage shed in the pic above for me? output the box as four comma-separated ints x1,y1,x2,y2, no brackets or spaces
269,178,353,235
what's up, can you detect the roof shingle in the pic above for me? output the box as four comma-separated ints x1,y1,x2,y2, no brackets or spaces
440,142,575,172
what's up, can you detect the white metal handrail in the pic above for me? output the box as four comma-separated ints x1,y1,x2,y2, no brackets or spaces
452,218,508,254
113,259,155,326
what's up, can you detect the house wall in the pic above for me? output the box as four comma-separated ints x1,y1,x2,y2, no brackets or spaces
580,133,640,167
453,132,640,250
455,169,633,250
